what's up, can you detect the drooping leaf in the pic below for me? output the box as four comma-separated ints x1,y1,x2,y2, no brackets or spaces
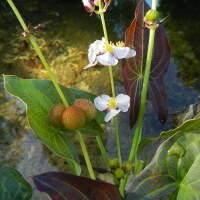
126,129,200,200
122,0,171,128
137,111,200,161
33,172,122,200
172,103,200,127
0,167,32,200
3,75,104,175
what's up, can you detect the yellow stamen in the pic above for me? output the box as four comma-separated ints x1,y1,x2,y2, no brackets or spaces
116,41,125,47
104,42,114,53
108,97,117,109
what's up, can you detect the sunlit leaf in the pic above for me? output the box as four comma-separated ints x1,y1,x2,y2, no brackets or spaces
126,129,200,200
0,167,32,200
33,172,122,200
3,75,104,175
122,0,171,128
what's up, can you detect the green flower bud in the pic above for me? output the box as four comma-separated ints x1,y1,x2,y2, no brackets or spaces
145,9,159,21
109,158,119,168
123,161,132,173
114,168,124,179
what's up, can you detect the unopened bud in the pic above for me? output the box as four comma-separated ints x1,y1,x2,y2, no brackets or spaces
145,9,159,21
82,0,95,13
104,0,112,3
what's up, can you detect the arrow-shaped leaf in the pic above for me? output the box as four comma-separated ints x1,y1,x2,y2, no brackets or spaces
33,172,122,200
122,0,171,128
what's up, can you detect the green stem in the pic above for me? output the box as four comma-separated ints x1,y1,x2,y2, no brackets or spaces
77,131,96,180
29,36,69,107
128,29,156,163
7,0,96,179
128,0,157,165
96,135,109,164
152,0,157,10
99,3,122,167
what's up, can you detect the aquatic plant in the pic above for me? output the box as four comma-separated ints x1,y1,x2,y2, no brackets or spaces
1,0,200,199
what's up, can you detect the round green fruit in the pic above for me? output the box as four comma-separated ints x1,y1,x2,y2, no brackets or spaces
48,103,66,127
109,158,119,169
145,9,159,21
114,168,124,179
123,161,132,172
74,98,96,121
62,106,85,131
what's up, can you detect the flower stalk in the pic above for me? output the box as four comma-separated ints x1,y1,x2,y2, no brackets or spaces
7,0,96,179
98,1,122,167
128,0,157,165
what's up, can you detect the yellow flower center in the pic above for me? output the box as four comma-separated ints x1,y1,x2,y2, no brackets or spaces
108,97,117,109
104,42,114,53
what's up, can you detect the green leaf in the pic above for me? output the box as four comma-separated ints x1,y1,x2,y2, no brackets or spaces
126,128,200,200
137,114,200,161
3,75,96,175
0,167,32,200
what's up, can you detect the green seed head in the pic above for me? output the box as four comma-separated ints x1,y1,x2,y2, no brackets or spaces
123,161,133,173
145,9,159,21
109,158,119,169
114,168,125,179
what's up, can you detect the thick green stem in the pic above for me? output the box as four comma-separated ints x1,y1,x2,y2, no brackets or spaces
128,29,156,163
29,36,69,107
7,0,96,179
77,131,96,179
99,3,122,167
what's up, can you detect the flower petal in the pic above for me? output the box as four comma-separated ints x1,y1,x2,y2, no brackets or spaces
94,95,110,111
97,52,118,66
125,48,136,58
116,94,130,112
83,60,98,69
88,39,103,63
112,46,130,59
105,109,121,122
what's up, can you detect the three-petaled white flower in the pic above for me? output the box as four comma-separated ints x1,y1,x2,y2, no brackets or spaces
94,94,130,122
84,37,136,69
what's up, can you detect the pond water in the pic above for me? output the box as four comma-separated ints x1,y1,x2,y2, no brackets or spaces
0,0,200,199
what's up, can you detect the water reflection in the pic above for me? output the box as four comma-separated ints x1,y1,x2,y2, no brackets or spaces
159,0,200,87
0,1,200,199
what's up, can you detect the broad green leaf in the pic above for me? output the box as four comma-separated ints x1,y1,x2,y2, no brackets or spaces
3,75,103,175
0,167,32,200
137,113,200,160
126,128,200,200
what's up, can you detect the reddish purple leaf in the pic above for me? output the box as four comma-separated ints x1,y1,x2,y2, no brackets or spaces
122,0,171,128
33,172,123,200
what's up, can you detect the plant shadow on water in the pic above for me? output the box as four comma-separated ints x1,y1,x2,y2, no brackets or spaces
0,0,200,199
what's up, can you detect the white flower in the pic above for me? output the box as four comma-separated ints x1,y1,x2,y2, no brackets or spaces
84,38,136,69
94,94,130,122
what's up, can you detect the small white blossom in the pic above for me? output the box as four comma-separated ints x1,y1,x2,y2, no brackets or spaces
84,38,136,69
94,94,130,122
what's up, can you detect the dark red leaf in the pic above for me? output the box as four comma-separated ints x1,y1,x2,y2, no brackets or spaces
122,0,171,128
33,172,123,200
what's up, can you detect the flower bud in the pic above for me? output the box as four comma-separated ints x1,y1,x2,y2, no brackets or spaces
82,0,95,13
104,0,112,3
145,9,159,21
